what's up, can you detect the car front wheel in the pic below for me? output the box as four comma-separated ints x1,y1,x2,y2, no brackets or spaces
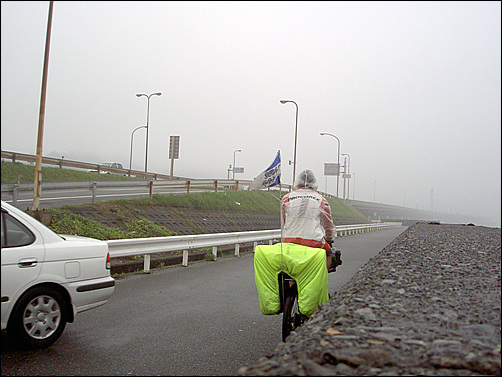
9,286,68,349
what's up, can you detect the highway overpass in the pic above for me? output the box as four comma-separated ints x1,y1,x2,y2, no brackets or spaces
348,199,488,225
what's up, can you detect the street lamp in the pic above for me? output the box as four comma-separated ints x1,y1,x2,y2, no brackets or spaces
233,149,241,179
129,125,147,176
342,153,351,200
136,92,162,173
320,132,341,198
280,100,298,185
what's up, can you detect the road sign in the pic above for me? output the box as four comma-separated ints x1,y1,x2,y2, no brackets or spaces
233,167,244,174
324,163,340,176
169,136,180,159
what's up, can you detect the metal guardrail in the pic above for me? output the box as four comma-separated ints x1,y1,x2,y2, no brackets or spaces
2,150,283,202
1,179,262,205
1,150,290,192
2,150,171,180
107,222,402,272
1,150,262,188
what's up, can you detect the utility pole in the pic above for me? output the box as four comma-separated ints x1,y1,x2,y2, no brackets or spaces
31,1,54,212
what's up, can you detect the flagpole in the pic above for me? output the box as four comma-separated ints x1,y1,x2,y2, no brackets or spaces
277,149,282,199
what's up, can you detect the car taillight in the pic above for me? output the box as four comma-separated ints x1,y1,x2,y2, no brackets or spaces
106,252,111,270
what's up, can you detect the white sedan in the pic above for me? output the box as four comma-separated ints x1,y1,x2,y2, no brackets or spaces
88,162,125,174
1,201,115,349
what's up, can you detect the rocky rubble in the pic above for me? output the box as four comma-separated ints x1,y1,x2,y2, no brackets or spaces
238,223,501,376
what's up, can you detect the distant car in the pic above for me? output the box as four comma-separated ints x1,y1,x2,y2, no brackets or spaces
88,162,124,174
1,201,115,349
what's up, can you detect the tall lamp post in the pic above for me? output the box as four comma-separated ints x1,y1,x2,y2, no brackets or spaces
280,100,298,185
233,149,241,179
320,132,341,198
342,153,351,200
136,92,162,173
129,125,146,176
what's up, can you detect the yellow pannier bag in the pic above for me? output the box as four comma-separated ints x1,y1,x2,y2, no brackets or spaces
254,243,329,318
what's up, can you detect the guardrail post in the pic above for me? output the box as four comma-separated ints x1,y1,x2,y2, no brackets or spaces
182,250,189,266
214,180,218,193
235,243,240,257
186,180,191,194
144,254,151,272
12,185,18,206
253,241,257,252
235,181,239,191
212,246,218,260
149,181,154,197
90,182,97,203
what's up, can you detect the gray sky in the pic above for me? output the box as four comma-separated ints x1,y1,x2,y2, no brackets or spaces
1,1,501,227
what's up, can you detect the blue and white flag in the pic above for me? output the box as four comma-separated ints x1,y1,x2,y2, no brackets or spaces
248,151,281,191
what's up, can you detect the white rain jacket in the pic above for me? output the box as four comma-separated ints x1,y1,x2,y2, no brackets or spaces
281,188,336,247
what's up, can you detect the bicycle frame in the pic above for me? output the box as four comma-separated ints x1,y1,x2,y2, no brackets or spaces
278,271,295,313
278,271,305,341
277,248,341,342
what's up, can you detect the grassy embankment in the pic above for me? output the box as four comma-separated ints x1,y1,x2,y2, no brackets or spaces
1,160,143,183
1,161,367,240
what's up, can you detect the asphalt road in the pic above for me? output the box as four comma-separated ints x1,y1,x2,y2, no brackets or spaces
1,226,407,376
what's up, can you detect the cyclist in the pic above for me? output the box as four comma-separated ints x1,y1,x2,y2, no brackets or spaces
254,169,340,321
281,169,339,271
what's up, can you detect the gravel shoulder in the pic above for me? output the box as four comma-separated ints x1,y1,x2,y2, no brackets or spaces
238,223,501,376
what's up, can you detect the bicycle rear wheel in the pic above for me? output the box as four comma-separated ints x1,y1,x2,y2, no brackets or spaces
282,293,304,342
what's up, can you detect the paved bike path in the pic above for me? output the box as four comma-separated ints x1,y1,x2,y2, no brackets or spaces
1,227,407,376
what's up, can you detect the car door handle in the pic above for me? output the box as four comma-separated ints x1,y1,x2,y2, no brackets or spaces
18,258,38,268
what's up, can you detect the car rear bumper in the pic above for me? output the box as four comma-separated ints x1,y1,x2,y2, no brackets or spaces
67,276,115,315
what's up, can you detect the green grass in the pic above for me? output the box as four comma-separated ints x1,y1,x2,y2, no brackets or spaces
46,207,178,240
1,161,143,183
122,190,283,213
117,190,366,218
327,196,369,219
